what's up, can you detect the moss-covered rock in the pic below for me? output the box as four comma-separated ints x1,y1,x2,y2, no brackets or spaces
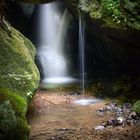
0,100,17,140
68,0,140,30
133,100,140,115
0,89,29,140
0,23,39,100
0,23,40,140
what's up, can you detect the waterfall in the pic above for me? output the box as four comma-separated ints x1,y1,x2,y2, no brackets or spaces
79,11,85,96
36,2,77,86
73,7,102,105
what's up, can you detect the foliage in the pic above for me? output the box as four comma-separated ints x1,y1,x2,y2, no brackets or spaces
121,0,140,29
74,0,140,29
102,0,140,28
101,0,124,24
133,100,140,115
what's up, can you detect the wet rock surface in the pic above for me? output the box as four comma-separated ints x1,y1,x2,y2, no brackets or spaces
27,91,140,140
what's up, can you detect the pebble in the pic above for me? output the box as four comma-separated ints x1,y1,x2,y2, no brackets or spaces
116,111,123,116
40,131,47,135
117,117,125,124
96,111,106,117
106,125,113,129
59,128,69,131
95,125,105,130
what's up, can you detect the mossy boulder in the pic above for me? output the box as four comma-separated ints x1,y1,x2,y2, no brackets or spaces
0,89,29,140
0,23,40,140
133,100,140,115
0,23,40,100
68,0,140,30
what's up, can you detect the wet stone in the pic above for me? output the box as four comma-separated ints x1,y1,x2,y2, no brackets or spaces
96,111,106,117
95,125,105,130
95,102,140,130
59,128,70,131
106,125,114,129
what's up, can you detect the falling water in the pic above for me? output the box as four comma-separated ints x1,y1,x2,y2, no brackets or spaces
74,13,103,105
36,2,77,86
79,11,85,96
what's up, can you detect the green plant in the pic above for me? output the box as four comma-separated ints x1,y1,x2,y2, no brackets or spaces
133,100,140,115
101,0,124,23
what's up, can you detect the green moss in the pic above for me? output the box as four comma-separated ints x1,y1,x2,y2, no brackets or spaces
0,100,17,140
0,88,27,116
0,88,30,140
0,22,40,140
133,100,140,115
0,24,40,101
101,0,123,23
73,0,140,29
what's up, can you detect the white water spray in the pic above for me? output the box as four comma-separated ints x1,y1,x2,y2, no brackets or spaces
37,2,77,85
73,1,103,105
79,11,85,96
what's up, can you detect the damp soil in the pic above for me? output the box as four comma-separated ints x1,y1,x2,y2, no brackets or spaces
27,91,140,140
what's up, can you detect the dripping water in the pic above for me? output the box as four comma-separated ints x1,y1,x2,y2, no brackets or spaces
73,3,103,105
79,11,85,97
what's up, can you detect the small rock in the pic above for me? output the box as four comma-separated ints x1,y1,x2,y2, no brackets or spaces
116,111,123,116
128,112,137,119
110,102,117,109
97,108,104,112
106,125,113,129
117,107,123,112
96,111,106,117
108,118,118,126
123,103,132,108
117,117,125,124
95,125,105,131
100,121,107,126
107,105,112,111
